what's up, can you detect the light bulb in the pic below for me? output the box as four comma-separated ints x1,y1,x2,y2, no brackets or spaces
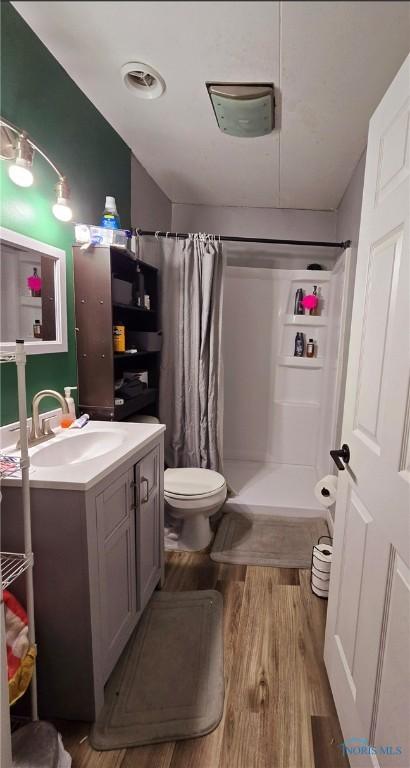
53,177,72,221
53,200,72,222
8,162,34,187
8,132,34,187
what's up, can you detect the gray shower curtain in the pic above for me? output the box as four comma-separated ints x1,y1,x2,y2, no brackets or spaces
159,235,225,471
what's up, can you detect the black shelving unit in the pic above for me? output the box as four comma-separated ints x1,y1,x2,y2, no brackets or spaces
73,245,161,421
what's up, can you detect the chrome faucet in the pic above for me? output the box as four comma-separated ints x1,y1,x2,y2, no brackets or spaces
26,389,69,447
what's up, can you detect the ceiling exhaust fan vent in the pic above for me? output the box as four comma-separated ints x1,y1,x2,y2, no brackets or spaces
207,83,275,137
121,62,165,100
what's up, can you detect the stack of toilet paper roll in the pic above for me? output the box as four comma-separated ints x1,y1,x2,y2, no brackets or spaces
311,536,333,598
314,474,338,508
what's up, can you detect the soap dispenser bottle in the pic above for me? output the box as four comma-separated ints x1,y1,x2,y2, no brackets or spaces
64,386,77,419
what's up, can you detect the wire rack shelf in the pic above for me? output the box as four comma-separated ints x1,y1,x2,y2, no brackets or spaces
1,552,33,590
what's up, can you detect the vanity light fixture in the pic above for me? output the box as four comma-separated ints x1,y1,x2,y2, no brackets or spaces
53,176,72,222
0,117,73,221
8,131,34,187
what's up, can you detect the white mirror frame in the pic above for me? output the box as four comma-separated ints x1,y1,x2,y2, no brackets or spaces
0,226,67,355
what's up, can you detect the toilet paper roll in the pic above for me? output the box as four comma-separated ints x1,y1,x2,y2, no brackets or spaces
311,581,329,599
311,572,330,593
314,474,338,508
313,557,331,575
312,543,333,574
312,563,330,581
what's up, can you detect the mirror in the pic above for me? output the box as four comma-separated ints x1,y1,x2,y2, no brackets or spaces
0,227,67,354
1,243,57,342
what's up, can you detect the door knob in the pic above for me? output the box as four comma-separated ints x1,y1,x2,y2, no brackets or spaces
330,444,350,471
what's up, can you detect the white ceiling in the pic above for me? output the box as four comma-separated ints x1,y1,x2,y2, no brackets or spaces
13,1,410,210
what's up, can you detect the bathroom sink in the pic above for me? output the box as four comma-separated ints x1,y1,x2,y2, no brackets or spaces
31,430,127,467
2,420,165,491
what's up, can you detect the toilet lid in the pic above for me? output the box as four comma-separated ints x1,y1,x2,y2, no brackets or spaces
164,468,225,497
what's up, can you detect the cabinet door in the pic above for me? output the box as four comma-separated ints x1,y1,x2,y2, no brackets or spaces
96,469,137,681
136,445,161,611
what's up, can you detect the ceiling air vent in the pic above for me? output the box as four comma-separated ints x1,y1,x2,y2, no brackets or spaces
207,83,274,137
121,62,165,100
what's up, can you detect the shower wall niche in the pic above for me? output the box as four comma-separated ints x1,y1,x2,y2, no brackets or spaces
222,250,352,508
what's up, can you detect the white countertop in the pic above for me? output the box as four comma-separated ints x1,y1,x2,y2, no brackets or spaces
1,420,165,491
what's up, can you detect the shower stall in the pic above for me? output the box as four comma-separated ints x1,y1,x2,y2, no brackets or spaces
222,245,353,520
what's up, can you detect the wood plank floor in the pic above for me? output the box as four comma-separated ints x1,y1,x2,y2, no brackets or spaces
57,552,348,768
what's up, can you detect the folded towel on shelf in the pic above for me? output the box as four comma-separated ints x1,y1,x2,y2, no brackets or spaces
123,370,147,382
118,382,146,399
116,370,148,399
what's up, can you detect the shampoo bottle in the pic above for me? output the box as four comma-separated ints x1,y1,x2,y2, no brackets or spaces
294,288,304,315
310,285,318,316
294,332,305,357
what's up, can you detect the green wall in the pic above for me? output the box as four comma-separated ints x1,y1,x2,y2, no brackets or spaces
0,2,131,424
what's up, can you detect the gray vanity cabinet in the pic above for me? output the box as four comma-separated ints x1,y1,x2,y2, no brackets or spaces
1,432,164,721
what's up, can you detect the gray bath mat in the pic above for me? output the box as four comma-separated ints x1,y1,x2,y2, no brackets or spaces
210,511,328,568
90,590,224,750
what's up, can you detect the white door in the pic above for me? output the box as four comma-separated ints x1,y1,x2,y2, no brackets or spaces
324,55,410,768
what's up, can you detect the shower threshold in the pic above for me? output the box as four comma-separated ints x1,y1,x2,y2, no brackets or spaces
223,460,322,517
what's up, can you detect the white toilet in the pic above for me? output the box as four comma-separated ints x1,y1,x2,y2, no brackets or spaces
164,467,227,551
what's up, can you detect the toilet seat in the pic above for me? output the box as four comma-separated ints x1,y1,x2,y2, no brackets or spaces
164,468,226,500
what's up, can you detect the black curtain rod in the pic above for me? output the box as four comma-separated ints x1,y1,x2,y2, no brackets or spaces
136,229,350,249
